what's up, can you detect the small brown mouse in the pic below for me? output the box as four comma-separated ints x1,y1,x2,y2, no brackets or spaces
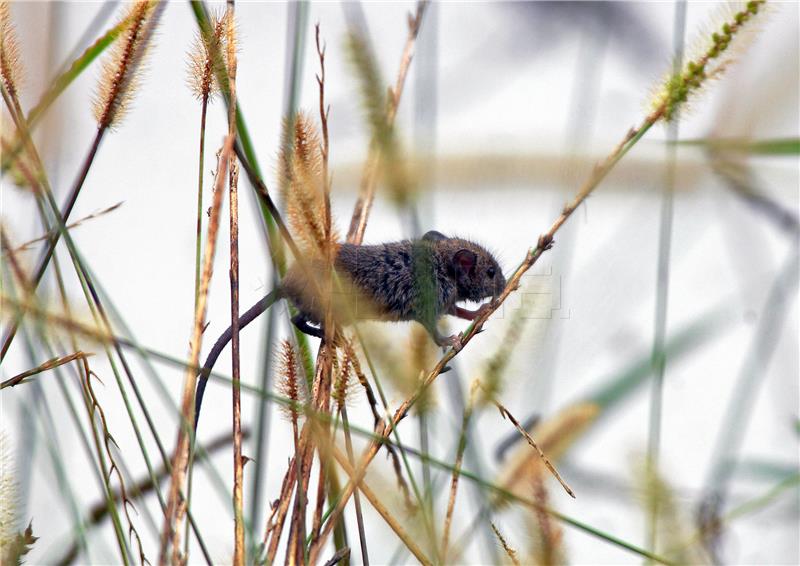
194,230,505,428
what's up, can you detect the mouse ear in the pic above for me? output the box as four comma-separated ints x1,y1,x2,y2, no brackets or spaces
453,249,477,276
422,230,448,242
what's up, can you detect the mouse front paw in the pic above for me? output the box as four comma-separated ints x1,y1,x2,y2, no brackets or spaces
439,333,463,353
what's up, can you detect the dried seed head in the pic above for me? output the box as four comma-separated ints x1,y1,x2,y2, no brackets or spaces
332,341,359,410
280,112,339,255
0,2,23,99
93,1,158,129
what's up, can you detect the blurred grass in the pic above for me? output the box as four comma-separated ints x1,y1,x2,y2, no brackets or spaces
1,1,796,564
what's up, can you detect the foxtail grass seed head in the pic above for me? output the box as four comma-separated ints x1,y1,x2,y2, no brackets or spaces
0,433,19,546
0,439,37,566
280,112,339,255
93,1,157,129
186,10,230,100
333,346,354,410
277,340,305,421
0,2,22,99
346,33,415,206
0,1,21,98
653,0,767,121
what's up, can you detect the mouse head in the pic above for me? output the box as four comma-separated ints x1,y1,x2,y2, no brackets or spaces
426,233,505,302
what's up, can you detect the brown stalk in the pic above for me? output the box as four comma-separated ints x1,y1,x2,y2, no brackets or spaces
493,399,574,498
531,470,563,566
490,523,522,566
3,201,123,253
221,2,245,564
263,455,298,562
319,431,431,566
441,384,477,560
80,357,147,566
346,1,427,245
159,135,234,566
0,350,92,389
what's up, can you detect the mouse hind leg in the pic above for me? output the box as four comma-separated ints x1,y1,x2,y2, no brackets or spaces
291,312,325,339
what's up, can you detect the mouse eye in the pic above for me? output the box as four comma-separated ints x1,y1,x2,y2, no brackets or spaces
487,266,496,278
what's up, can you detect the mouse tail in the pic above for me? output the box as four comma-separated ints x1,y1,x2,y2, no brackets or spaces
194,288,282,431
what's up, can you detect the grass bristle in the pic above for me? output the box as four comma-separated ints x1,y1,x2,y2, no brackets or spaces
186,10,229,100
0,2,22,99
92,1,157,129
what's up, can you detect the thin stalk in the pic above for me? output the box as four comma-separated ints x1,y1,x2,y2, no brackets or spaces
341,406,369,565
647,2,686,556
441,391,474,560
194,93,208,310
160,136,234,564
78,363,134,566
699,249,799,535
223,2,244,564
249,0,307,542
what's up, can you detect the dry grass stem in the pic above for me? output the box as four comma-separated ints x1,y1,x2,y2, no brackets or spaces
493,399,574,498
326,440,432,566
4,202,124,254
441,382,478,560
222,3,245,563
490,523,521,566
0,351,93,389
159,135,234,565
80,357,147,566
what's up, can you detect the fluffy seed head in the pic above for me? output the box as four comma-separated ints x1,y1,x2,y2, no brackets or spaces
277,340,306,421
280,112,339,255
651,0,768,121
93,1,158,129
186,10,230,100
0,2,23,99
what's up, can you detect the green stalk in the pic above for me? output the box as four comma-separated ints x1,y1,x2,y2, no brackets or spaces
646,2,686,556
248,0,309,546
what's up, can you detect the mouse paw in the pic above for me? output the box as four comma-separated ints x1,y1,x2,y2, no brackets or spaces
436,333,462,352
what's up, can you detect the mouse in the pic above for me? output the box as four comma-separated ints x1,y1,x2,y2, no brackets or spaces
193,230,505,429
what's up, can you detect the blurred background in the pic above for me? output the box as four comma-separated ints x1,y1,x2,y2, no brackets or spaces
1,1,798,564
